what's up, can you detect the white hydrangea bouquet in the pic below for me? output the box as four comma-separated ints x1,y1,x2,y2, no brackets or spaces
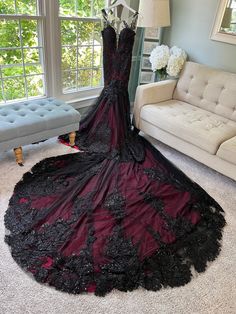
149,45,187,81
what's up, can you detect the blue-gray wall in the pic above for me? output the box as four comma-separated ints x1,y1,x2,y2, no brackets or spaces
162,0,236,73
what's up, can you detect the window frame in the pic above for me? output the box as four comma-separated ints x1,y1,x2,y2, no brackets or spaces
0,0,108,106
0,0,46,103
43,0,106,104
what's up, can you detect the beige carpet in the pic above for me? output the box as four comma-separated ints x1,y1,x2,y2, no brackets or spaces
0,136,236,314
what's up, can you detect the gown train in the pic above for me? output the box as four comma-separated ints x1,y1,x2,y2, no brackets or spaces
4,10,225,296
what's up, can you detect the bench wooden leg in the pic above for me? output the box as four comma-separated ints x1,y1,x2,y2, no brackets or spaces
69,131,76,147
14,147,24,166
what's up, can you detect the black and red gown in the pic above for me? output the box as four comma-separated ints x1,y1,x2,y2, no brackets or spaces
4,10,225,297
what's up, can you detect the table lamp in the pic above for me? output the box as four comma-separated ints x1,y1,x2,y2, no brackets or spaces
137,0,171,28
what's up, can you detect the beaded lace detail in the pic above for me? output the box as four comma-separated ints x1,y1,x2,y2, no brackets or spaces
5,6,226,297
101,8,139,33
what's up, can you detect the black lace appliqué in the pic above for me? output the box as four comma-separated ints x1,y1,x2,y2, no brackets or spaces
4,7,226,298
104,190,126,221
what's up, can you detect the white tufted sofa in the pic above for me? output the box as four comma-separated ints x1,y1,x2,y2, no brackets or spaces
134,61,236,181
0,98,81,165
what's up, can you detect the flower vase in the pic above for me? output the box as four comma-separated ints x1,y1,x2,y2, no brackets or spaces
154,70,168,82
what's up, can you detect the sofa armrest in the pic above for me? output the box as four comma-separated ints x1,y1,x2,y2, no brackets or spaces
133,79,177,129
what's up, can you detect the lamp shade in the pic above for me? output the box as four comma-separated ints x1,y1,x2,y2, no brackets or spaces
137,0,171,28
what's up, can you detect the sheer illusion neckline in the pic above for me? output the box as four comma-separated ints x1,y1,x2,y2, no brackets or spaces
101,9,139,36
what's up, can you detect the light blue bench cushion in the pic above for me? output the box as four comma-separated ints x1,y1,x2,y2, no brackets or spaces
0,98,81,151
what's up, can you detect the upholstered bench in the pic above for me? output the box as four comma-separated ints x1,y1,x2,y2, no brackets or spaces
0,98,81,165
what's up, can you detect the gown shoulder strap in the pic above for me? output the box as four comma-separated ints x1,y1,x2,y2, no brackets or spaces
130,12,139,30
101,9,110,28
123,11,139,31
101,9,108,20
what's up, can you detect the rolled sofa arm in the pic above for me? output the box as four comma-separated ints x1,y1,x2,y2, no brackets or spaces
133,79,177,129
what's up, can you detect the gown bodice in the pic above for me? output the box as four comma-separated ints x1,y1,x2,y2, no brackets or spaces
101,9,139,88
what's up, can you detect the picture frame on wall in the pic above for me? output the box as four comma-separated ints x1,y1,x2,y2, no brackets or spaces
143,41,159,55
145,27,161,40
138,27,160,85
140,71,155,84
141,57,152,70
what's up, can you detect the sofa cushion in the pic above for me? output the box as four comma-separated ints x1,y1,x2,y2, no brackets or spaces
0,98,80,142
173,62,236,122
140,99,236,155
217,136,236,165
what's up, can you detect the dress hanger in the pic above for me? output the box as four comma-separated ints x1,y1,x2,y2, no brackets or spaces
105,0,136,14
102,1,138,35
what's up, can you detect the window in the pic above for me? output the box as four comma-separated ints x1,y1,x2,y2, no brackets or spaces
0,0,106,105
0,0,45,103
60,0,104,93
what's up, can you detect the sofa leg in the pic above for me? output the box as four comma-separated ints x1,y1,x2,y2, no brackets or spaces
14,147,24,166
69,131,76,147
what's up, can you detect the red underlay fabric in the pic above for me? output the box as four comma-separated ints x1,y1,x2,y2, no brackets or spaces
4,10,225,296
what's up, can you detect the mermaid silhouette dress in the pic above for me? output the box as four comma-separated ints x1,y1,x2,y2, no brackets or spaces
4,10,225,296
